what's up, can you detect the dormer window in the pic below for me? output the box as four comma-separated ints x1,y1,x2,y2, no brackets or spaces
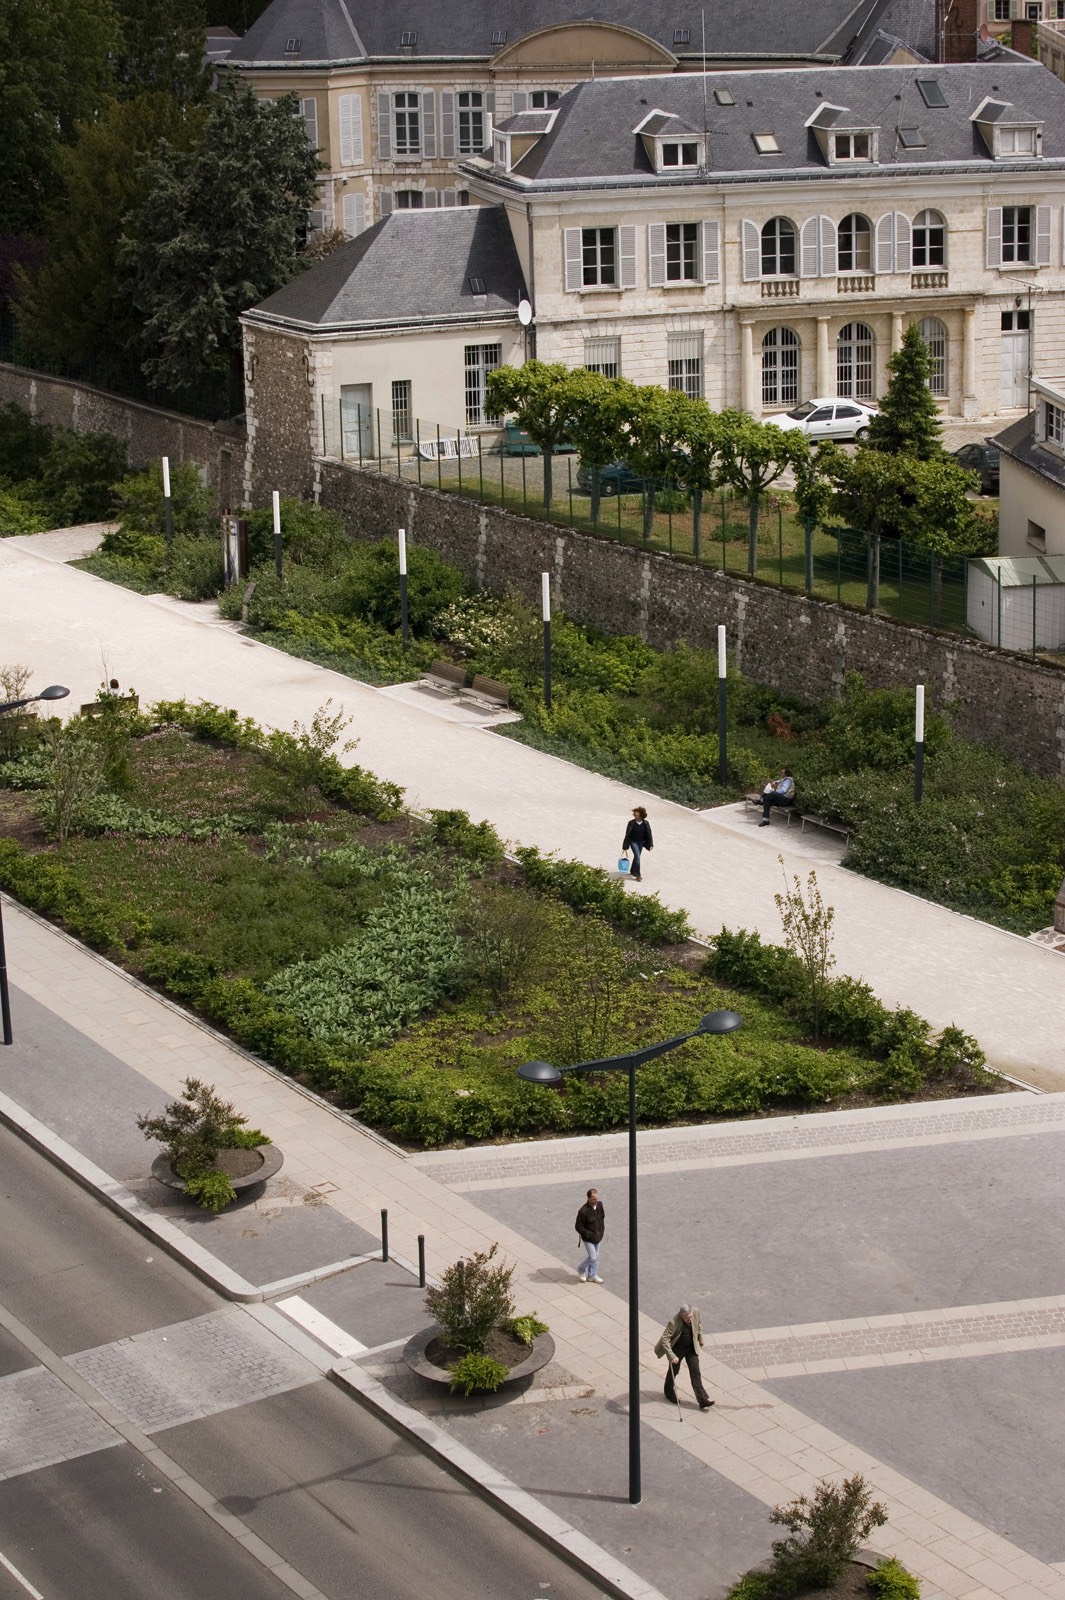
399,29,417,47
998,126,1038,155
833,132,872,161
494,135,509,169
972,97,1043,159
662,141,699,167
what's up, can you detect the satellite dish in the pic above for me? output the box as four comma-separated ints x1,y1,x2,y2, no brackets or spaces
518,299,533,326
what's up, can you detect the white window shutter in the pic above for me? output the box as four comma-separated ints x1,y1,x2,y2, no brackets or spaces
353,192,366,234
300,98,319,149
742,219,761,281
647,224,666,287
701,218,720,283
485,92,495,115
894,212,911,272
440,91,455,158
341,192,367,236
618,225,637,289
985,207,1002,268
421,91,436,157
377,92,392,160
800,216,820,278
442,188,459,207
1036,204,1052,265
564,228,582,292
511,91,529,114
379,189,393,218
820,214,837,276
423,189,438,206
875,214,895,274
339,95,363,166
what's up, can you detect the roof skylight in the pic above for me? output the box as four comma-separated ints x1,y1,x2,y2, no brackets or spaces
916,78,948,108
752,132,780,154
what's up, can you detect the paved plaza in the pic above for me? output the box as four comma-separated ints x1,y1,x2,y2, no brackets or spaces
1,533,1065,1599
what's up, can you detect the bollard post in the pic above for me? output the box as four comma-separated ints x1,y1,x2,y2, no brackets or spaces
541,571,552,710
162,456,174,551
418,1235,426,1288
381,1208,389,1262
717,624,728,788
398,528,409,652
271,490,282,580
914,683,925,805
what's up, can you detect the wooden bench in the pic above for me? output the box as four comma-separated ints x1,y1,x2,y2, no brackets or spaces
799,813,852,844
80,694,140,716
745,791,798,826
420,660,467,697
467,674,510,709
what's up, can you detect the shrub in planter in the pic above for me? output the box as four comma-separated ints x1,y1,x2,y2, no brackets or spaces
136,1077,270,1212
425,1243,515,1355
448,1353,510,1396
866,1560,920,1600
735,1474,888,1600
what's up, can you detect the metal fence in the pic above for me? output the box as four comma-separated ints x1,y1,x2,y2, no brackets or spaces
320,399,985,645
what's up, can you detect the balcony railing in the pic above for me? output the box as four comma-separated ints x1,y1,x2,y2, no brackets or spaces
761,278,800,299
912,270,949,290
837,274,875,293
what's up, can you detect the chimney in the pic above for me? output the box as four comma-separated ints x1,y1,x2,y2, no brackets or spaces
1011,15,1035,53
935,0,980,61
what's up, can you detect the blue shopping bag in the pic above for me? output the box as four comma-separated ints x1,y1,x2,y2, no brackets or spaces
618,856,630,874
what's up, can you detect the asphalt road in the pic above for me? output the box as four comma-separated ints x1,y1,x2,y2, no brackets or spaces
0,1125,611,1600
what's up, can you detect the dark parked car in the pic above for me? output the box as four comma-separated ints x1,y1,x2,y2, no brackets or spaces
575,460,648,496
952,442,999,495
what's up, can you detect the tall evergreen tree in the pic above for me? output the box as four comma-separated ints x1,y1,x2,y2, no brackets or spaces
111,0,212,107
120,77,321,394
863,323,944,459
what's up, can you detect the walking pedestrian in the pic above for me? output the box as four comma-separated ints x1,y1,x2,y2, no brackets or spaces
575,1187,605,1283
621,806,653,882
655,1305,714,1410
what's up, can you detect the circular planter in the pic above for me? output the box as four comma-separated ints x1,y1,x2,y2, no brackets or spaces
404,1324,556,1389
151,1143,283,1199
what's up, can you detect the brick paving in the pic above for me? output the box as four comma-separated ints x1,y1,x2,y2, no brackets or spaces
418,1099,1065,1188
706,1298,1065,1378
0,1367,120,1480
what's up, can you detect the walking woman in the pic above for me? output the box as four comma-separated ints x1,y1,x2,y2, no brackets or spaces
622,805,653,882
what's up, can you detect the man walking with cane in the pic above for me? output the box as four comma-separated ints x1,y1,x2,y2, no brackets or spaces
655,1305,714,1410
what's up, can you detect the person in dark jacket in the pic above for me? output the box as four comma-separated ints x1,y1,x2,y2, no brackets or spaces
575,1187,605,1282
622,806,653,882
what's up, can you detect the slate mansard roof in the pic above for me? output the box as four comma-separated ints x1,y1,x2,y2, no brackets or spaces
485,61,1065,187
247,207,527,332
226,0,896,68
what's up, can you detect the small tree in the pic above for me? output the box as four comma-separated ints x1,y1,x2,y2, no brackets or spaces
425,1243,516,1354
40,720,103,843
137,1077,269,1211
485,360,573,510
863,324,943,460
718,413,807,575
774,861,836,1041
562,370,629,525
677,403,728,558
616,384,698,542
791,442,840,591
766,1475,888,1596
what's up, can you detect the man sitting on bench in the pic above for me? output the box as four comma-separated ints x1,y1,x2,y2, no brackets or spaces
760,768,795,826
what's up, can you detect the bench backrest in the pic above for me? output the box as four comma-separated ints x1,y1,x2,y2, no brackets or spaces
470,674,509,705
428,660,467,687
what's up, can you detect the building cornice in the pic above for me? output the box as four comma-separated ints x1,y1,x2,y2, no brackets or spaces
242,309,520,338
464,158,1065,197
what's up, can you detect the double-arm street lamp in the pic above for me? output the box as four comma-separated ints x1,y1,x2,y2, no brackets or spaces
0,684,69,1044
516,1007,744,1507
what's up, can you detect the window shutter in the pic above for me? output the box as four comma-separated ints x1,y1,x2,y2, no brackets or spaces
440,91,455,158
379,189,393,218
341,192,366,236
701,218,720,283
421,91,436,157
800,216,820,278
485,92,495,115
985,207,1003,268
820,214,837,276
564,228,582,291
893,212,911,272
1036,204,1052,265
339,94,363,166
300,98,319,149
442,188,459,207
875,214,895,274
647,224,666,287
423,188,438,206
742,219,761,281
377,92,392,160
618,225,637,289
511,91,529,114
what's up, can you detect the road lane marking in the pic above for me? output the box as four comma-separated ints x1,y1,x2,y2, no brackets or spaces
276,1296,368,1358
0,1549,44,1599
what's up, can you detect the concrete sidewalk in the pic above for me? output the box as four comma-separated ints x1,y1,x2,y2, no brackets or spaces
1,535,1063,1085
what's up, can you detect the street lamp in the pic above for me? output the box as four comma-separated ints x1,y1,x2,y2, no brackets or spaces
516,1007,743,1506
0,683,69,1043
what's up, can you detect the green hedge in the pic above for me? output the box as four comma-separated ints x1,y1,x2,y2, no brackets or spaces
514,845,691,944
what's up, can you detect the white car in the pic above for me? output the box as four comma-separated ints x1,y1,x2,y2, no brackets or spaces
765,397,878,441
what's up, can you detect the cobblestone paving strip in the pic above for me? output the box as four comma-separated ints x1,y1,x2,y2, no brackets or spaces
67,1308,321,1434
419,1099,1065,1187
0,1367,121,1479
708,1297,1065,1377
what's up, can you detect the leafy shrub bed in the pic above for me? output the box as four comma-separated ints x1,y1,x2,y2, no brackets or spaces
0,700,995,1148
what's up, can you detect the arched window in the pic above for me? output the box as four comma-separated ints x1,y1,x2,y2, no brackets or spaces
837,322,876,400
761,217,797,276
912,210,946,268
762,327,801,407
917,317,948,397
837,214,872,272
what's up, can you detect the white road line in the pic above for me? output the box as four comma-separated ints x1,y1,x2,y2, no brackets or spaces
0,1549,44,1599
276,1296,367,1358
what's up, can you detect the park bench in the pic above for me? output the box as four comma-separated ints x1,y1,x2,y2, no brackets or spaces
467,675,510,710
420,660,467,697
80,693,140,716
745,791,798,826
799,812,852,844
